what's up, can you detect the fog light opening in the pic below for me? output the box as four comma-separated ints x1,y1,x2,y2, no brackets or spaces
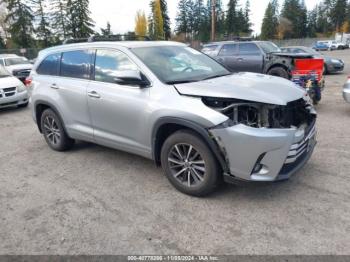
252,153,266,175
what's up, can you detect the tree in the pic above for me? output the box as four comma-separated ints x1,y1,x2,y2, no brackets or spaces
280,0,307,38
260,0,279,39
175,0,189,36
0,36,5,49
159,0,171,39
66,0,94,38
149,0,170,39
3,0,35,47
101,21,112,36
242,0,252,34
135,11,147,36
32,0,52,47
226,0,240,35
330,0,347,31
51,0,69,40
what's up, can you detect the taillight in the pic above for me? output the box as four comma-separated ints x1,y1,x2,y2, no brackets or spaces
24,77,32,87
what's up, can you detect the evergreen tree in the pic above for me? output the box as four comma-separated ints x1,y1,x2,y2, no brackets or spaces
280,0,307,38
66,0,94,38
3,0,34,47
307,7,318,37
0,36,5,49
51,0,69,40
32,0,52,47
330,0,347,31
101,22,112,36
242,0,252,34
226,0,239,35
149,0,171,39
159,0,171,39
260,0,279,39
175,0,189,36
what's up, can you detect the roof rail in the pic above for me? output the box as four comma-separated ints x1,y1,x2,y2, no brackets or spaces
63,35,151,44
62,38,89,44
88,34,151,42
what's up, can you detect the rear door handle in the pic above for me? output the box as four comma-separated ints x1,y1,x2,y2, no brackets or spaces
50,83,59,89
88,91,101,99
237,58,244,62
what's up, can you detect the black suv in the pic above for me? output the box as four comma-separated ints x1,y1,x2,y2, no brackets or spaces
202,41,313,79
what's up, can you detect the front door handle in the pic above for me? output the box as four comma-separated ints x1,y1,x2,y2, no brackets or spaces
88,91,101,99
50,83,59,89
237,58,244,62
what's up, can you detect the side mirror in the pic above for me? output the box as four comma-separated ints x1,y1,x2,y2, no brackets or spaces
114,70,150,88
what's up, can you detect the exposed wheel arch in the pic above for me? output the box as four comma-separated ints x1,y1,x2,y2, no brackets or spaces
152,118,228,173
267,64,290,79
35,101,67,134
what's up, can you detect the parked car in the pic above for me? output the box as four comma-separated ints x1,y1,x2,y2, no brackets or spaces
281,46,344,74
343,77,350,103
331,41,348,50
0,66,29,109
202,41,314,79
0,54,33,82
314,41,337,51
30,40,317,196
312,42,330,51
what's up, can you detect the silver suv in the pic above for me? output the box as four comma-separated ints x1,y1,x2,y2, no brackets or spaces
30,41,317,196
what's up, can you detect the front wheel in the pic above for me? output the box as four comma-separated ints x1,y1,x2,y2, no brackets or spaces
160,130,221,197
40,109,75,151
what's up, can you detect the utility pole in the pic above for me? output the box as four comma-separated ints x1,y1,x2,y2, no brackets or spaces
211,0,216,41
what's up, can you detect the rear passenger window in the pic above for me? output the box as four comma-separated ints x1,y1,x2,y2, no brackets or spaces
37,53,61,76
219,44,238,56
239,43,261,55
94,49,138,84
60,50,92,79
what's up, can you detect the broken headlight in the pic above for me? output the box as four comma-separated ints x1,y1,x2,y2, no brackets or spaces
203,97,316,129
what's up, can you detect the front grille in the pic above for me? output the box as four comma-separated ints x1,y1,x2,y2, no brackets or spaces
285,120,316,164
3,87,16,92
0,87,17,98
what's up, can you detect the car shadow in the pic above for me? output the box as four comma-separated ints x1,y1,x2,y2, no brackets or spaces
0,106,28,115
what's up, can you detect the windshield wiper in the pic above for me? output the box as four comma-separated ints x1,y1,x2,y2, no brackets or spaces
202,73,231,81
165,80,199,85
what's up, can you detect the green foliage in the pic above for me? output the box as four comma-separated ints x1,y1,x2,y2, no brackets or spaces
149,0,170,40
280,0,308,38
3,0,35,48
101,22,112,36
260,0,279,40
33,0,52,47
66,0,95,38
51,0,69,39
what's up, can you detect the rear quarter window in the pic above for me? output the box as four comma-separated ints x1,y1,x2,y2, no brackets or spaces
60,50,93,79
37,53,61,76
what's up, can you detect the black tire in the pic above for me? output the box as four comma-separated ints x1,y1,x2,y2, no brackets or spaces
323,65,328,75
267,67,289,79
18,102,29,108
160,130,221,197
40,109,74,151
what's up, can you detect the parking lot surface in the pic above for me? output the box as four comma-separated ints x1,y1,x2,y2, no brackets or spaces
1,50,350,255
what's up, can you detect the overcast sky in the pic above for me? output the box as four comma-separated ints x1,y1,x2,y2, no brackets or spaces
90,0,321,35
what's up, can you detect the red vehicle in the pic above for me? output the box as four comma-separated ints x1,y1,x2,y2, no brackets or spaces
291,58,325,105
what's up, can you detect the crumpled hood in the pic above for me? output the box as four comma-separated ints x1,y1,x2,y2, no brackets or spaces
6,64,32,74
174,72,306,105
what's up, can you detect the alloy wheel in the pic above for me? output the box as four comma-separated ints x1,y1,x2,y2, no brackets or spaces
43,116,61,145
168,143,206,187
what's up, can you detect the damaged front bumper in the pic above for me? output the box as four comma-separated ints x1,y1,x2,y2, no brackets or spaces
210,120,317,182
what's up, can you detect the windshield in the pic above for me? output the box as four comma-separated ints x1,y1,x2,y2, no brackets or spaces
5,57,30,66
302,47,320,55
131,46,230,84
258,42,281,53
0,66,10,78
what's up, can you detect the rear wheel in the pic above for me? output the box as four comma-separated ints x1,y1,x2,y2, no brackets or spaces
160,130,221,197
267,67,289,79
40,109,74,151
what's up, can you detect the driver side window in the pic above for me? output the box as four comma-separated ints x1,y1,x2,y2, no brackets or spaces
94,49,138,84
